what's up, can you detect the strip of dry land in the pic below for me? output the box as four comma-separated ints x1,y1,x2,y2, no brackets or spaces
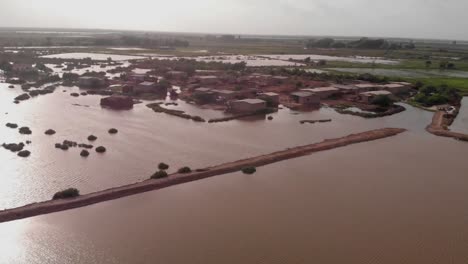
426,111,468,141
0,128,406,223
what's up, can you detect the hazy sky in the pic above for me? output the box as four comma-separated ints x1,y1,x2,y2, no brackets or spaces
1,0,466,40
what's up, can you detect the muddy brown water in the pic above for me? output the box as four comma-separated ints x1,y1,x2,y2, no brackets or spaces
0,82,467,263
451,97,468,133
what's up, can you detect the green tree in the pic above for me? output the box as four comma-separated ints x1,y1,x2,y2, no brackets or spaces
425,60,432,68
371,95,393,107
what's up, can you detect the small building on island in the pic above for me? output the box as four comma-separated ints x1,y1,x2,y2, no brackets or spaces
78,76,106,88
354,83,381,92
301,86,340,99
333,84,367,95
100,96,134,110
12,63,35,72
197,75,218,85
229,99,267,113
215,89,238,101
290,91,320,106
258,92,280,106
359,90,393,103
128,73,147,83
381,82,412,95
135,81,157,94
166,70,188,80
192,88,217,104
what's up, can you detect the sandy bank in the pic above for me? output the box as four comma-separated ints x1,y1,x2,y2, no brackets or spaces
426,111,468,141
0,128,406,223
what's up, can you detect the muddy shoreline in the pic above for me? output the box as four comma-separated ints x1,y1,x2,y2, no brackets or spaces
426,111,468,141
0,128,406,223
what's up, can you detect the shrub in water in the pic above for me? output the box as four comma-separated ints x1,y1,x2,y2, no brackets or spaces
151,170,168,179
96,146,106,153
45,129,56,135
241,167,257,175
178,167,192,174
158,162,169,170
52,188,80,200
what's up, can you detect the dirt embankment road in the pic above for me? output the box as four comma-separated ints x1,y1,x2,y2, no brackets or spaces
426,111,468,141
0,128,406,223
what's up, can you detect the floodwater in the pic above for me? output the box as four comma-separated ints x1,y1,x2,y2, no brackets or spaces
108,47,148,51
330,67,468,78
45,62,131,78
193,55,304,67
40,53,146,61
451,97,468,132
261,54,398,65
0,80,468,263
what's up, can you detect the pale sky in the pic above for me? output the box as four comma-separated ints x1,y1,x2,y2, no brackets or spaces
0,0,466,40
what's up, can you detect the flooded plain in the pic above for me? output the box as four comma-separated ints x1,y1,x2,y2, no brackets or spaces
330,67,468,78
0,119,467,263
0,79,467,263
261,54,398,64
451,97,468,132
40,53,146,61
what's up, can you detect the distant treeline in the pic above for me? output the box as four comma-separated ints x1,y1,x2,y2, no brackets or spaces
306,37,415,50
0,35,190,49
116,35,189,48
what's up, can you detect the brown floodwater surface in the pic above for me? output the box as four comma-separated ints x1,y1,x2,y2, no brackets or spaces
0,82,432,209
0,131,467,264
0,82,467,263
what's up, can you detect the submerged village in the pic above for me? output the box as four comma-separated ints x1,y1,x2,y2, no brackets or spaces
0,33,467,221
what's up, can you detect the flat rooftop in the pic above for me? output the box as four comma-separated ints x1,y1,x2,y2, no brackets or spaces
383,83,406,88
260,92,279,96
303,87,340,93
216,89,236,94
234,99,266,104
333,84,359,90
138,81,155,86
291,91,315,97
198,75,218,79
194,87,212,92
355,83,382,88
361,90,392,96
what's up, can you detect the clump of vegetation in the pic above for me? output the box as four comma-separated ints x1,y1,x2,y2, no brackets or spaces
17,150,31,158
108,128,118,134
87,135,98,141
95,146,106,153
52,188,80,200
158,162,169,170
80,149,90,157
413,85,461,107
178,167,192,174
2,142,25,152
45,129,56,135
6,123,18,129
241,167,257,175
371,95,393,107
78,144,94,149
14,93,30,101
151,170,168,179
19,127,32,135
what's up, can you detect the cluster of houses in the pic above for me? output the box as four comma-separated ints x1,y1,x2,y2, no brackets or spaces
290,82,412,106
192,86,280,113
190,80,413,113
